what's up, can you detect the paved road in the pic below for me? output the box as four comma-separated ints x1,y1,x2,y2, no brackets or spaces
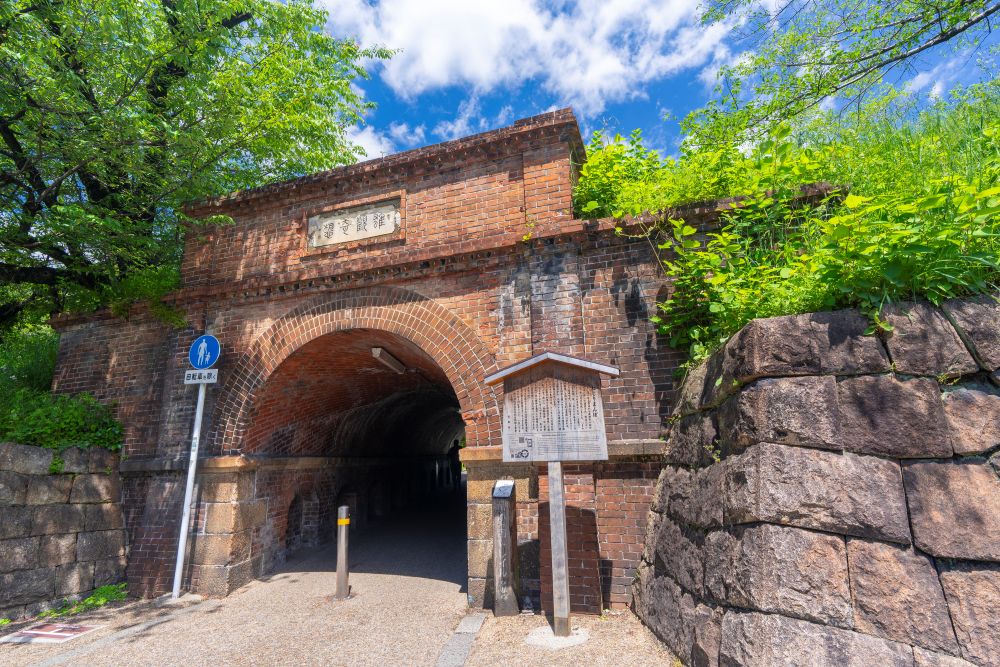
4,494,470,667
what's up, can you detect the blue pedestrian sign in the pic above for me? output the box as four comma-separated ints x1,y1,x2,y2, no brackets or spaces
189,335,220,370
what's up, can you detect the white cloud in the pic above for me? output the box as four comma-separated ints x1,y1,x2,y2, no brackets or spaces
905,53,971,99
319,0,730,117
346,124,395,158
388,122,427,146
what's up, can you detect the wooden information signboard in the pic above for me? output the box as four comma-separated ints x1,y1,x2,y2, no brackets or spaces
485,352,618,637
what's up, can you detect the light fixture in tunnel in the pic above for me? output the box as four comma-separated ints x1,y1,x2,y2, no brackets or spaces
372,347,405,374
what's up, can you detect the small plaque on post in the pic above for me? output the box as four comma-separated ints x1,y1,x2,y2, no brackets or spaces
485,352,618,463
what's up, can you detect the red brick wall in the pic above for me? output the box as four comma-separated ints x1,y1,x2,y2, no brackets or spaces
50,109,678,603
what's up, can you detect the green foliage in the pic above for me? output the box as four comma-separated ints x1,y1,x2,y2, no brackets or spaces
0,324,59,392
577,86,1000,362
691,0,999,144
40,584,127,618
0,389,123,452
0,0,391,329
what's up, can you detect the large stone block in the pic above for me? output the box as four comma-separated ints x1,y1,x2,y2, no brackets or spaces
467,538,493,579
40,534,77,566
665,413,718,467
847,539,958,654
710,309,889,399
60,447,89,474
196,471,255,503
837,375,953,458
942,383,1000,455
725,442,910,544
70,473,120,503
654,464,724,530
55,562,94,596
938,562,1000,667
25,475,73,504
0,537,40,573
85,503,124,531
76,529,126,561
87,448,118,473
912,648,978,667
190,530,250,566
0,443,53,475
705,524,852,628
654,517,705,595
0,568,54,606
202,500,266,534
943,294,1000,371
673,361,711,417
190,558,254,597
94,556,127,587
466,502,492,540
31,504,86,535
641,573,698,663
883,302,977,377
0,470,28,505
717,376,840,452
719,611,915,667
0,506,32,539
903,460,1000,561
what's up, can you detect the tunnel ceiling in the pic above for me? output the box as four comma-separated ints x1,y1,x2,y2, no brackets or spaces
244,329,463,458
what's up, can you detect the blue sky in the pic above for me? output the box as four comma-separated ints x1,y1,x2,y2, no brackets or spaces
320,0,998,159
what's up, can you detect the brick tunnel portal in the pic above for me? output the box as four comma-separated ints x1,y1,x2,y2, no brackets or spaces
241,328,468,575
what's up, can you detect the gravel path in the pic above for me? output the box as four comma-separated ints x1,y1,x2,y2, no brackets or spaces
2,492,677,667
467,610,679,667
3,495,469,667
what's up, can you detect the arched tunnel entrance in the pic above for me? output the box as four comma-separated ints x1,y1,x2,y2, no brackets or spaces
239,328,468,587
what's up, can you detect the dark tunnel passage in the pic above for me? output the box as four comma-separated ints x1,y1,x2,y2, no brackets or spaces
239,328,468,582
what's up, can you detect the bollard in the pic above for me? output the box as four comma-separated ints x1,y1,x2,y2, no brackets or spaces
492,480,520,616
335,505,350,600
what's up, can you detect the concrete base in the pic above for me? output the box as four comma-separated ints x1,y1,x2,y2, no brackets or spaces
525,624,589,649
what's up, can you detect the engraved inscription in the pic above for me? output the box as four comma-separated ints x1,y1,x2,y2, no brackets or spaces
307,199,400,248
501,365,609,462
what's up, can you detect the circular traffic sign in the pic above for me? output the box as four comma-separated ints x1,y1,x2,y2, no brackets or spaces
189,335,220,369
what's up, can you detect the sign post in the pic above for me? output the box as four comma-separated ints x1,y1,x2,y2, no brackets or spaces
484,352,619,637
172,334,220,600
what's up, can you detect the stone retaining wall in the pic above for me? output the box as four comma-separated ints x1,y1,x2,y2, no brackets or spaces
635,298,1000,666
0,443,126,620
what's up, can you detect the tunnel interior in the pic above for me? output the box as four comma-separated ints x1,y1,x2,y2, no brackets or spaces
241,328,467,574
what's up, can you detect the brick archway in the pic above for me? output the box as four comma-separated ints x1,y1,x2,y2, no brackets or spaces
209,285,501,455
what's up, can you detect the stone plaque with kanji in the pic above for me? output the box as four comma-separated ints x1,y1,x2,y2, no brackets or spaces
485,352,618,463
307,199,400,248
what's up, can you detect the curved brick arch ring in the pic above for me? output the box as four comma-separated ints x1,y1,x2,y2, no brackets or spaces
209,285,500,454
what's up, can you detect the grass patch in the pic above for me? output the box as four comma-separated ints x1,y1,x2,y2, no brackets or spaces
39,584,128,619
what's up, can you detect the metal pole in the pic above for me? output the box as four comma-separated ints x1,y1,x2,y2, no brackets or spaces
172,382,207,599
548,461,571,637
335,505,350,600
